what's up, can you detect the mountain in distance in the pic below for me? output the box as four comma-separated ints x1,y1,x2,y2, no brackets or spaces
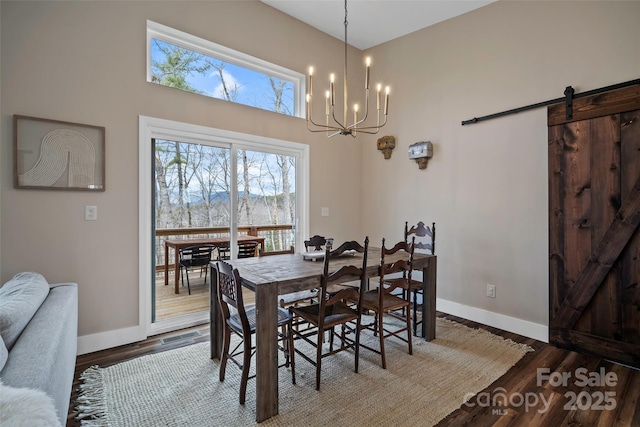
189,191,258,205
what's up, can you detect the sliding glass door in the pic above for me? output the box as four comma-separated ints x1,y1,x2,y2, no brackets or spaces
140,116,309,335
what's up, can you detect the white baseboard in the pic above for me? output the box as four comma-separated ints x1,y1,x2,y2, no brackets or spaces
436,298,549,343
77,325,146,356
77,312,209,355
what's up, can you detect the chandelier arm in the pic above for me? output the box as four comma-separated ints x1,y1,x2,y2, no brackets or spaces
330,107,347,131
307,127,343,133
347,88,371,129
307,112,342,130
349,127,383,135
306,119,344,132
307,99,345,131
349,116,388,131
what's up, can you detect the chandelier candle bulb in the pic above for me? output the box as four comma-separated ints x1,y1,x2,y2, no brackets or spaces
384,87,390,115
354,104,358,123
365,57,371,89
325,91,330,115
377,84,382,110
308,67,313,96
330,74,335,106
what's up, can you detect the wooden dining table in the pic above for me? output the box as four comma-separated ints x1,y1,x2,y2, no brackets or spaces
164,235,265,294
208,246,437,422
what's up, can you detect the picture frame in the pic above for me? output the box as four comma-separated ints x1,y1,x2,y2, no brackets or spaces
13,115,105,191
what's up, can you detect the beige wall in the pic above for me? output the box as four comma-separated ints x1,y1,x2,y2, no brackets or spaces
362,0,640,329
0,0,364,337
1,0,639,347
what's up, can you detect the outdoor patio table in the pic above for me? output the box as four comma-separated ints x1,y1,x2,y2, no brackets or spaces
164,235,265,294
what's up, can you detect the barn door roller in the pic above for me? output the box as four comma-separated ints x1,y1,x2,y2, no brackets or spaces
564,86,574,120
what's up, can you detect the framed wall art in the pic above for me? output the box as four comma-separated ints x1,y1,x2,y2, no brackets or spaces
13,115,105,191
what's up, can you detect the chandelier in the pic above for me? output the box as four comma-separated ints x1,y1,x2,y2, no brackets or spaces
305,0,390,137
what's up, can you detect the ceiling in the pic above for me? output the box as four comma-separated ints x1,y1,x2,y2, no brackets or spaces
261,0,495,50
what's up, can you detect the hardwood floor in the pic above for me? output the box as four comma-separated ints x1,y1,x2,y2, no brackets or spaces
66,313,640,426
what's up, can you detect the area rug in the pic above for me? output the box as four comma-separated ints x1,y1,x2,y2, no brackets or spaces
76,317,533,426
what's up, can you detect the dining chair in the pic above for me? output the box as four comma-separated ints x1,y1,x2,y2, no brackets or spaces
360,238,415,369
279,235,331,311
217,245,231,260
213,260,296,404
178,244,216,295
288,236,369,390
237,241,260,258
404,221,435,335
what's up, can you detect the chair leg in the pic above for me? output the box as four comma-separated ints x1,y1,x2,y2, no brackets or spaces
406,304,413,356
219,326,231,382
354,316,361,374
185,269,191,295
315,330,323,391
378,310,386,369
413,290,418,336
239,336,252,405
329,326,335,352
281,324,289,367
287,322,296,385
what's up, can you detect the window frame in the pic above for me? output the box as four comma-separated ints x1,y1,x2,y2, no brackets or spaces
146,20,306,118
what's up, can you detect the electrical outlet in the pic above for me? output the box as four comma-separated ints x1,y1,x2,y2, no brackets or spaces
486,284,496,298
85,205,98,221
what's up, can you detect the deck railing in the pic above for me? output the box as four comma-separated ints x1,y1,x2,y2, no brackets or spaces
154,225,294,271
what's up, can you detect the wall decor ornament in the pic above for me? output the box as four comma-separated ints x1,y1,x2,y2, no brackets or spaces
377,135,396,159
14,115,105,191
408,141,433,170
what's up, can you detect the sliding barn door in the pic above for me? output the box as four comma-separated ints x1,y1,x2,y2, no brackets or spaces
548,84,640,368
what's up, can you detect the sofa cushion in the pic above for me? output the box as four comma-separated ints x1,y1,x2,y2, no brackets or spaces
0,337,7,372
0,272,50,351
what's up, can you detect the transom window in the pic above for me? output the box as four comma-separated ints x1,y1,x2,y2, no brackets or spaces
147,20,305,117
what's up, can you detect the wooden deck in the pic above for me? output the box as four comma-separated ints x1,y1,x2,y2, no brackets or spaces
155,270,254,321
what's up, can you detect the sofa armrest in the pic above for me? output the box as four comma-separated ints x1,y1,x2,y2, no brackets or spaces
0,283,78,426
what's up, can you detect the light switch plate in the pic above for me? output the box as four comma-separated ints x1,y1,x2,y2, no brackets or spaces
85,205,98,221
321,207,329,217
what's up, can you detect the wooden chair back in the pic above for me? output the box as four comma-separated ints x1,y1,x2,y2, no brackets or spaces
304,235,327,251
317,237,369,331
214,260,251,334
405,221,435,254
328,239,367,257
378,237,415,297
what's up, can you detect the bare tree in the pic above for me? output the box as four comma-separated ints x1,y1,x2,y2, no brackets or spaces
154,140,174,229
268,77,292,115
